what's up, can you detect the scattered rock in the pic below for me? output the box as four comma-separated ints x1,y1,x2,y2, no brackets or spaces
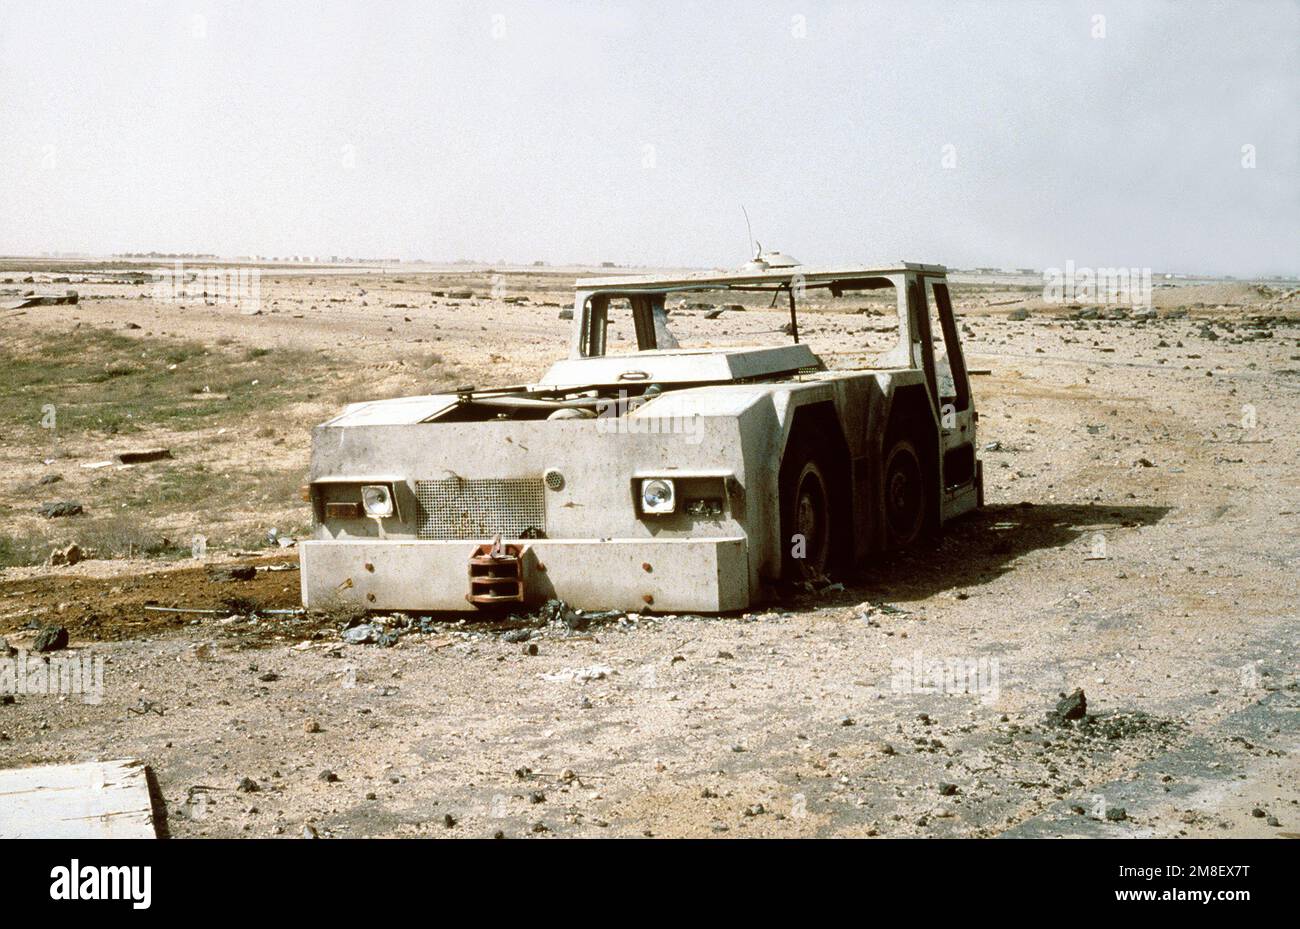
237,777,259,793
38,501,83,519
46,543,82,567
1049,688,1087,724
209,565,256,582
1105,807,1128,822
115,448,173,465
33,626,69,653
938,782,959,796
319,770,339,783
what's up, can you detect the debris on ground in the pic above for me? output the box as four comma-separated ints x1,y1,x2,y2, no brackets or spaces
1049,688,1088,724
32,625,69,653
38,501,83,519
540,665,613,683
114,448,173,465
46,543,82,567
0,290,78,310
208,565,257,583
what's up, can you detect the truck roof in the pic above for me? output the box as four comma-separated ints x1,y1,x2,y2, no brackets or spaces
576,261,946,293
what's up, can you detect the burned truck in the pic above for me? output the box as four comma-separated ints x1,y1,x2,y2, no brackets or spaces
300,261,981,613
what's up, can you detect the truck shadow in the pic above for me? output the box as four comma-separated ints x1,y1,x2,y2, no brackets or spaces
823,502,1172,607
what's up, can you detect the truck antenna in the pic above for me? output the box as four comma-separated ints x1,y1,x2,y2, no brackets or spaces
741,205,756,258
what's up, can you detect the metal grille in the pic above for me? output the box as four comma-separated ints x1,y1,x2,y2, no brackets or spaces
415,478,545,540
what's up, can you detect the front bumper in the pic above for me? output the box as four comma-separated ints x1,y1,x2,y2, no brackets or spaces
299,537,750,613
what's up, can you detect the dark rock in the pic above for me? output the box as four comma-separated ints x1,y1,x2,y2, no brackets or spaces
37,474,63,486
209,565,256,582
33,626,69,653
258,672,279,682
319,770,339,783
1105,807,1127,822
502,628,531,643
115,448,172,465
38,501,83,519
1050,688,1087,724
237,777,259,793
938,782,959,796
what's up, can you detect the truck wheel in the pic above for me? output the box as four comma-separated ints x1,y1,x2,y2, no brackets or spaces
780,444,832,581
883,438,926,548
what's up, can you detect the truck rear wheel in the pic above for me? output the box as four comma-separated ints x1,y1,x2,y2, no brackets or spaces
883,438,926,548
780,444,832,581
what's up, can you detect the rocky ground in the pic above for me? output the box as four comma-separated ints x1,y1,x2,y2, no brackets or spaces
0,260,1296,838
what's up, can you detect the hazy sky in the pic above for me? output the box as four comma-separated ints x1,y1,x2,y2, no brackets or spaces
1,0,1296,274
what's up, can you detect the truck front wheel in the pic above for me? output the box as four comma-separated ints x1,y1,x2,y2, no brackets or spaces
883,438,927,548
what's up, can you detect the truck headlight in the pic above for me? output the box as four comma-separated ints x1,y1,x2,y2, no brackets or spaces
640,478,676,515
361,484,394,517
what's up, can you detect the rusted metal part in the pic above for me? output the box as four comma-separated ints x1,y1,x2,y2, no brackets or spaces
467,536,526,606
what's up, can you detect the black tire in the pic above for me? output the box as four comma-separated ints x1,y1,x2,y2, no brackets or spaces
882,438,927,549
780,443,833,581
